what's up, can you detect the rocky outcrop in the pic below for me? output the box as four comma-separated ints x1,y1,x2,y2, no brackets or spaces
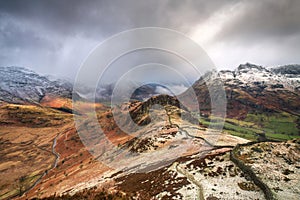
129,94,198,125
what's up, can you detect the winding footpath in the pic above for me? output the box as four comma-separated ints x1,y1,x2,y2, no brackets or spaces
21,133,61,197
173,162,205,200
51,135,60,168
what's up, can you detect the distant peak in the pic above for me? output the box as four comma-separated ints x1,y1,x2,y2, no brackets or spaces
271,64,300,75
0,66,36,74
237,63,265,71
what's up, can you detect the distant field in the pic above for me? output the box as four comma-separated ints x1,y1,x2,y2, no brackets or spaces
199,112,300,141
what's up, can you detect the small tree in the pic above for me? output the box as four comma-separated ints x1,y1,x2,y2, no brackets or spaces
17,175,26,196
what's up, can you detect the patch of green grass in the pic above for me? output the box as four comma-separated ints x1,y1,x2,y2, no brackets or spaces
199,117,210,127
265,133,300,140
200,116,259,140
245,112,299,136
226,130,257,140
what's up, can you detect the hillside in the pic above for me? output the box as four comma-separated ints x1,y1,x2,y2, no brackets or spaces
0,65,299,200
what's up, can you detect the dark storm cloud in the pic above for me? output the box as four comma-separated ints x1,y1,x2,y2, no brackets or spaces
0,0,232,38
0,0,299,80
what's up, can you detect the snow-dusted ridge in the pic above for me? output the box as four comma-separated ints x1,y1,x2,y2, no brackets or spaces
0,64,299,104
219,63,300,91
0,66,74,104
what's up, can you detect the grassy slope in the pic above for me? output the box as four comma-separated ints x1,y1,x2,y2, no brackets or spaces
0,104,73,199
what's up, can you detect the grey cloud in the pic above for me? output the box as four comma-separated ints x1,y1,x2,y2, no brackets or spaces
0,15,60,51
0,0,299,81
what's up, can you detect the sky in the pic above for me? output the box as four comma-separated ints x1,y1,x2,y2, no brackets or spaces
0,0,300,82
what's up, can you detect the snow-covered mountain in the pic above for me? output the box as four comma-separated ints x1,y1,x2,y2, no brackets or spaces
219,63,300,92
184,63,300,118
1,64,299,116
0,66,74,104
